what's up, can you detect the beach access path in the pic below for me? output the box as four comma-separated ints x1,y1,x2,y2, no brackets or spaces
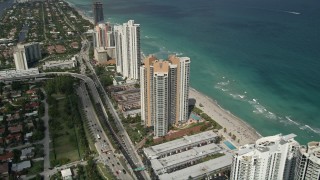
189,88,261,146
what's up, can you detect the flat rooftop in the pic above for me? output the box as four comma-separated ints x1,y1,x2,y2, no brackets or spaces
144,131,218,158
151,143,222,171
158,153,233,180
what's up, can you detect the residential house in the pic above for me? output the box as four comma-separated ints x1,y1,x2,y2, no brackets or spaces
20,147,34,160
0,127,5,136
8,124,23,134
11,160,31,172
0,151,13,162
61,168,73,180
26,89,37,95
5,133,22,144
0,163,8,179
24,132,33,141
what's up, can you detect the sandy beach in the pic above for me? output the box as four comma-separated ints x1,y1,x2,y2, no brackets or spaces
189,87,261,146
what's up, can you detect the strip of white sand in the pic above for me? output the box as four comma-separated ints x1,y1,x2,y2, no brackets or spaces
189,87,261,146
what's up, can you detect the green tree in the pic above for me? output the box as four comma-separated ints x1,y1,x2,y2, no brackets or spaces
95,66,105,76
11,81,22,91
12,149,21,163
100,76,113,87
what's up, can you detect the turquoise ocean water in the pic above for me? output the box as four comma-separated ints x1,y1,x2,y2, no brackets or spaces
68,0,320,144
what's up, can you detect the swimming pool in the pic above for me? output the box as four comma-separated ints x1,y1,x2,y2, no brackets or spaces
224,140,237,150
190,113,201,121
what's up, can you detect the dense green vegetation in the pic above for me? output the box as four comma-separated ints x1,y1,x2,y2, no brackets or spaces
122,114,148,144
192,107,222,130
95,65,114,87
45,76,89,166
27,161,44,176
76,158,105,180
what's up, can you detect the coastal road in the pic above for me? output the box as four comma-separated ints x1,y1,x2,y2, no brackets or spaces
77,82,133,180
80,40,150,180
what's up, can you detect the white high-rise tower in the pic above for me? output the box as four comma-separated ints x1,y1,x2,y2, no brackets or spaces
230,134,300,180
294,141,320,180
114,20,141,80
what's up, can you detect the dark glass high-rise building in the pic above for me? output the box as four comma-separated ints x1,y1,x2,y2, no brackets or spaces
93,1,104,24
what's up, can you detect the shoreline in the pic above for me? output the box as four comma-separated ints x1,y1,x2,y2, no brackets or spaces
64,0,94,25
66,0,262,146
189,87,261,146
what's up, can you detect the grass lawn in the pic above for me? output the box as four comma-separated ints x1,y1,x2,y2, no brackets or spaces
27,161,44,176
51,98,80,165
54,133,79,161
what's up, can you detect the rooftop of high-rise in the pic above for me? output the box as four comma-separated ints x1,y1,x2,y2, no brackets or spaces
236,133,298,155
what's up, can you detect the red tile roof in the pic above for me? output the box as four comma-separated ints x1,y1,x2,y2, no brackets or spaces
0,128,5,134
0,163,8,174
8,124,23,133
0,152,13,162
26,89,37,95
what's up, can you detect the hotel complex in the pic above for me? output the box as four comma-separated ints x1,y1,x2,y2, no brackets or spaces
114,20,141,80
230,134,300,180
140,55,190,137
13,42,42,70
294,141,320,180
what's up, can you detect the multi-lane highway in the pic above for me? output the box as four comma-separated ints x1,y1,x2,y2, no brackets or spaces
80,40,151,180
77,82,133,179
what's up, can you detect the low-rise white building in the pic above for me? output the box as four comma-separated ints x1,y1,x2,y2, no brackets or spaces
43,56,78,70
0,68,39,80
61,168,73,180
143,131,218,160
159,153,233,180
144,131,229,179
151,143,222,175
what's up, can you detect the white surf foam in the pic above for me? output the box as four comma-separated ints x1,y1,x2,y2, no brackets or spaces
285,116,300,126
214,81,230,91
229,93,246,100
282,11,301,15
304,125,320,134
265,111,277,120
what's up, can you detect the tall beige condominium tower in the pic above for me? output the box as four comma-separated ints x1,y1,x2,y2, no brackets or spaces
294,142,320,180
140,55,190,137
